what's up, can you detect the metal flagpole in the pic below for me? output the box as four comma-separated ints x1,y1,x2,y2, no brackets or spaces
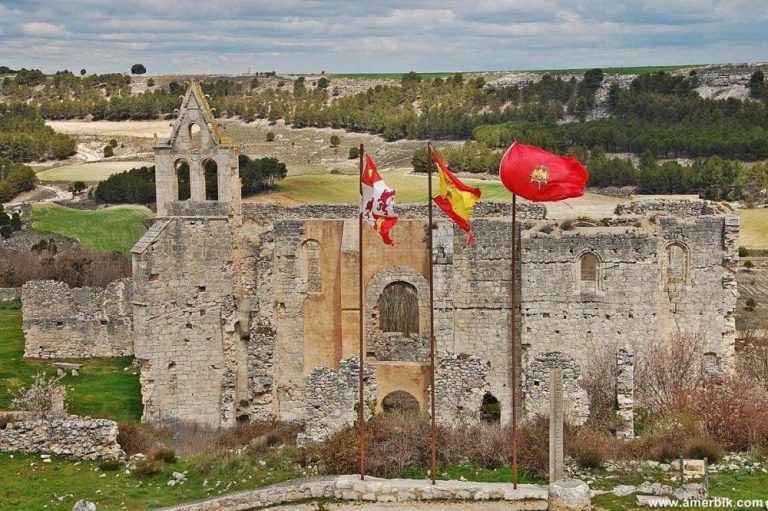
511,193,518,489
358,143,366,481
427,142,437,485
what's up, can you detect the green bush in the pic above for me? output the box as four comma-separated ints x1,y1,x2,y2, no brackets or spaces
746,297,758,310
330,135,340,147
266,131,275,142
103,145,113,158
739,246,749,257
109,139,118,148
348,146,360,160
0,225,12,238
744,260,754,269
9,213,21,231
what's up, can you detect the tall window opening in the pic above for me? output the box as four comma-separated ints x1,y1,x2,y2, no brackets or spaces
378,281,419,336
188,123,201,151
203,159,219,200
174,159,191,201
665,242,689,287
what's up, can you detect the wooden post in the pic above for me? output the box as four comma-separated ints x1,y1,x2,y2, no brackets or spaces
358,143,365,481
549,368,564,483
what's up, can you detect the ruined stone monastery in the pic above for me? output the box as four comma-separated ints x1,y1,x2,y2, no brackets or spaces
21,84,740,443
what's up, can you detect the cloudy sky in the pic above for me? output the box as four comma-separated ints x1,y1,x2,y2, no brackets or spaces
1,0,766,75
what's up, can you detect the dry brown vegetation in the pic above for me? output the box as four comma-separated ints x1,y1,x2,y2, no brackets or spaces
0,244,130,288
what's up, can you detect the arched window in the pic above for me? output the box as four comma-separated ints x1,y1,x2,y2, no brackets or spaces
174,159,191,201
665,242,689,287
203,159,219,200
382,390,420,414
188,123,201,151
580,252,598,282
298,239,321,293
480,392,500,423
378,281,419,336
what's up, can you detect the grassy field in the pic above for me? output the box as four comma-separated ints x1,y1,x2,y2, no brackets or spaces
0,301,141,421
331,66,698,79
36,161,151,183
30,203,154,254
254,167,511,204
739,209,768,251
0,450,302,511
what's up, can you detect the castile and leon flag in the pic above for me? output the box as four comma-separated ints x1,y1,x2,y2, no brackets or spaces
360,154,398,245
499,142,588,202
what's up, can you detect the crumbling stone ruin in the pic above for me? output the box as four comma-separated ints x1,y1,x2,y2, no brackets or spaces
20,84,740,442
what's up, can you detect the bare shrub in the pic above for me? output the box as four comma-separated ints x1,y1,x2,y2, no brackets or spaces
566,427,622,468
580,342,621,429
215,420,301,451
683,434,723,462
150,445,177,464
135,457,162,477
516,416,550,477
689,375,768,451
635,333,704,415
117,421,168,455
630,411,704,461
10,373,67,419
737,328,768,388
0,247,130,288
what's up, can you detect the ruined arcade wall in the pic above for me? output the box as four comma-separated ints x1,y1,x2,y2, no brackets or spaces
21,279,133,359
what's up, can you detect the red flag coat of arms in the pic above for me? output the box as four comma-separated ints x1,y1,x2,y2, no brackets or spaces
499,142,588,202
360,154,398,245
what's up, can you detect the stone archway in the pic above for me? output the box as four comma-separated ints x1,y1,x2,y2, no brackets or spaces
382,390,420,414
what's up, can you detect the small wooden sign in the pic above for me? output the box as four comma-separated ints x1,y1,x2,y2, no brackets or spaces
683,459,706,476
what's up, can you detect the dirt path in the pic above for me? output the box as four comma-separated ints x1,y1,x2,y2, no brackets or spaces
4,184,71,208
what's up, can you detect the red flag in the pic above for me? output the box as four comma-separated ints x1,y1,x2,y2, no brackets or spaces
360,154,398,245
499,142,588,202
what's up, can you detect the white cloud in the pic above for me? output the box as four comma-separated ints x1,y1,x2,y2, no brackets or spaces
19,22,70,37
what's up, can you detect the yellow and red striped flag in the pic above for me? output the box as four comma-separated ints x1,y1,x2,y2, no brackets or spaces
431,147,481,243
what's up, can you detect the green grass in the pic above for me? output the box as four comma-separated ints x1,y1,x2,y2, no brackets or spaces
0,301,141,421
30,203,154,254
268,167,511,203
593,468,768,510
739,209,768,251
331,65,699,79
0,450,303,511
36,161,152,183
526,64,699,75
402,464,545,484
330,72,458,79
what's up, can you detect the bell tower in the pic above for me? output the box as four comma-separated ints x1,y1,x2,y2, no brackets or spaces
153,81,240,217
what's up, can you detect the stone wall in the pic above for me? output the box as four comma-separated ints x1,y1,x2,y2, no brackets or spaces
0,287,20,302
132,218,244,428
0,417,123,459
523,352,589,426
616,347,634,439
21,279,133,359
297,357,376,446
435,352,490,425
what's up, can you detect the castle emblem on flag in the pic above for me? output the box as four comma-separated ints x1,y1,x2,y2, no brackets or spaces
529,165,550,189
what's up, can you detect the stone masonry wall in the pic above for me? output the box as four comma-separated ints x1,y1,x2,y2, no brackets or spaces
297,358,376,446
435,352,490,425
133,218,242,428
0,417,123,459
22,279,133,359
0,287,20,302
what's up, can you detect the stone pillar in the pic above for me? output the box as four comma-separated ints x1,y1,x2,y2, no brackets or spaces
616,347,634,439
548,479,591,511
549,368,564,483
189,158,206,201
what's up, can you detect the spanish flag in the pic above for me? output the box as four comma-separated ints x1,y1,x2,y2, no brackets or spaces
430,147,482,243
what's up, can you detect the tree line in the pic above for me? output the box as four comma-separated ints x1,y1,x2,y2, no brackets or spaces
94,155,288,204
